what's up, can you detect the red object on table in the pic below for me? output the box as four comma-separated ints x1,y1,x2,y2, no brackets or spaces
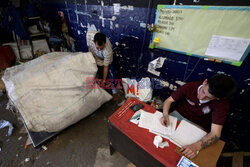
109,97,181,167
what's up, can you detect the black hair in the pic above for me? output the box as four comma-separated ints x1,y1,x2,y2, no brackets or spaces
207,74,237,99
94,32,106,46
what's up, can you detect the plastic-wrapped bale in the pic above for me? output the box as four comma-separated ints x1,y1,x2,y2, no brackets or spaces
2,52,112,132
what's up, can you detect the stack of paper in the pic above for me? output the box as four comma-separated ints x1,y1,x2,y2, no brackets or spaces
136,110,177,140
132,110,207,148
138,111,155,130
150,111,177,139
170,120,207,147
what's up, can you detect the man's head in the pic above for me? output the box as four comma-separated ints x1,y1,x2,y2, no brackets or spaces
94,32,106,51
197,74,237,101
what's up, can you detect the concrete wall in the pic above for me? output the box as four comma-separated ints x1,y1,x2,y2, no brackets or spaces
36,0,250,151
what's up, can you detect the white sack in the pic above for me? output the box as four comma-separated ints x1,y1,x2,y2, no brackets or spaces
2,52,112,132
122,77,153,102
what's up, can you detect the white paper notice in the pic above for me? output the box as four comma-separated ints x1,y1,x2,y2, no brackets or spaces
113,3,120,15
138,111,154,130
205,35,250,62
147,57,166,76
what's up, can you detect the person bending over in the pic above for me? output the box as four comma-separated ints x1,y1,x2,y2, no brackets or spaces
86,31,113,83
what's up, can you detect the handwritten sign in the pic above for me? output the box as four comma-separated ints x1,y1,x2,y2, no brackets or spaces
152,5,250,66
157,8,183,36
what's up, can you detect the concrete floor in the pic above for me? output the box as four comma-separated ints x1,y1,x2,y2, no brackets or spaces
0,93,132,167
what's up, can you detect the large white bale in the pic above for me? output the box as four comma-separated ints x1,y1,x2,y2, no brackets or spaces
2,52,112,132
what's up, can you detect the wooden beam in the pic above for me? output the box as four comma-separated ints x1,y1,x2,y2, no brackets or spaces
222,152,250,157
232,152,243,167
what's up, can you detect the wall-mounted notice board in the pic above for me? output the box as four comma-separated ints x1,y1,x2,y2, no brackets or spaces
150,5,250,66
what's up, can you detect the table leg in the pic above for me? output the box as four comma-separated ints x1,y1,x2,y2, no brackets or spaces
109,143,115,155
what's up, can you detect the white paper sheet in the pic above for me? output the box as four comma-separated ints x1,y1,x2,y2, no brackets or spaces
205,35,250,62
149,111,177,138
150,111,171,136
171,120,207,147
138,111,154,130
113,3,120,15
170,116,177,134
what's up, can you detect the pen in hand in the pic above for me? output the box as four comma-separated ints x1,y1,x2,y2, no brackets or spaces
160,116,169,127
164,119,168,126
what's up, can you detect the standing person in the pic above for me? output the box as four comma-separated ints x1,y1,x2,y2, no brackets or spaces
86,31,113,83
160,74,237,159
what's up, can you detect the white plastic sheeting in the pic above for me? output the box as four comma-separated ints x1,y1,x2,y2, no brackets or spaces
2,52,112,132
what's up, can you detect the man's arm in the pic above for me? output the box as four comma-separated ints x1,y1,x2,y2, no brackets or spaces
103,65,109,81
103,39,113,77
180,123,222,159
160,96,175,126
88,46,92,53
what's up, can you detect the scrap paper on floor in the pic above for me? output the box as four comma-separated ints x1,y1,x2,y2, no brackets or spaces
138,111,154,130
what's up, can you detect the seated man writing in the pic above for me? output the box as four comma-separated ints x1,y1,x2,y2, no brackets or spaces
160,74,236,159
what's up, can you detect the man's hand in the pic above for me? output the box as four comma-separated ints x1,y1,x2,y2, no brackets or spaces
103,65,109,82
161,96,174,127
160,115,169,127
180,144,199,159
179,124,222,159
